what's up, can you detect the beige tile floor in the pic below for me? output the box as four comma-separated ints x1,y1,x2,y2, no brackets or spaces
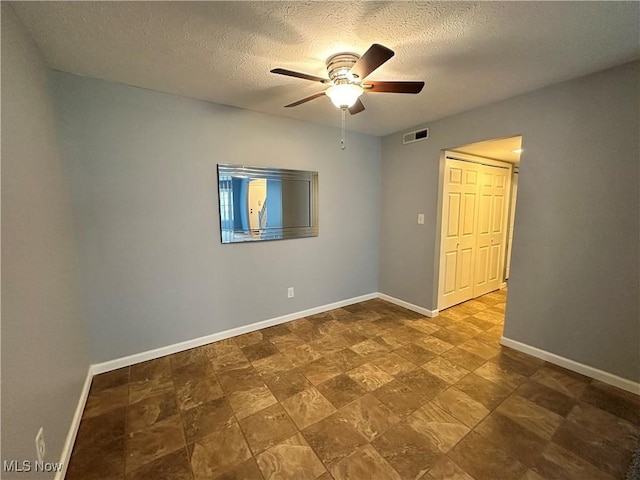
66,289,640,480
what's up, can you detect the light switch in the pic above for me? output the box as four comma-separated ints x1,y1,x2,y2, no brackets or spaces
417,213,425,225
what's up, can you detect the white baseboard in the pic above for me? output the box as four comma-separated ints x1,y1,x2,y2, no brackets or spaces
59,293,378,477
59,297,638,479
500,336,640,395
55,367,93,480
377,293,438,318
92,293,378,374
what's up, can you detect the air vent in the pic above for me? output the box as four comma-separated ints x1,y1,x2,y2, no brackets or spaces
403,128,429,145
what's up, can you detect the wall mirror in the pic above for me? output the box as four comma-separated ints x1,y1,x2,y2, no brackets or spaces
217,164,319,243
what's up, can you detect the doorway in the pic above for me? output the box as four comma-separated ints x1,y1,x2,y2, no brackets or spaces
434,136,522,312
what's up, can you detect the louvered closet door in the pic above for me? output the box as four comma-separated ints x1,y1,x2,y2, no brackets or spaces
473,164,510,297
438,159,480,310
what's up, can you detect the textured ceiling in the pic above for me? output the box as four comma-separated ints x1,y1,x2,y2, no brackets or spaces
453,135,522,164
11,1,640,136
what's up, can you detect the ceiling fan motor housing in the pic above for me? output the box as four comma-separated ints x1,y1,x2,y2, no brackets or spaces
326,53,361,84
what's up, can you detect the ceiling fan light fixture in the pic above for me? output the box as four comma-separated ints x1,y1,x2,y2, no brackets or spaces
326,84,363,108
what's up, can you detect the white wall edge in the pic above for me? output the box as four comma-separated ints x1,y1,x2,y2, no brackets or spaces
55,366,94,480
500,336,640,395
91,293,378,374
377,292,438,318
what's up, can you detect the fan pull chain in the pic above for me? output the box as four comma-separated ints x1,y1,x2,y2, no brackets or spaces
340,107,347,150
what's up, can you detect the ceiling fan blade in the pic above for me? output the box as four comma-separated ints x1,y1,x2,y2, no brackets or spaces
349,98,365,115
349,44,394,80
363,81,425,94
284,92,326,108
271,68,328,83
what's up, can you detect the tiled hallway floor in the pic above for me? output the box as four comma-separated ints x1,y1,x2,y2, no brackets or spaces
66,290,639,480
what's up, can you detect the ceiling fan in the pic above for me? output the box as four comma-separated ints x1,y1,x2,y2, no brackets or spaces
270,43,425,115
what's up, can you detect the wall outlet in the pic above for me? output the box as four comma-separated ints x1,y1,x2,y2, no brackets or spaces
417,213,425,225
287,287,294,298
35,427,45,462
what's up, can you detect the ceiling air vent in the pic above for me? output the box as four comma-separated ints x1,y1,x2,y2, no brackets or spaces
403,128,429,145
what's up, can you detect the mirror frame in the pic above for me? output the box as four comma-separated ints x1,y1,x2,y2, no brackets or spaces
217,163,319,244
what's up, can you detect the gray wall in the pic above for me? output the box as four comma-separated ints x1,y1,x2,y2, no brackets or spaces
52,72,381,363
1,5,90,477
380,61,639,382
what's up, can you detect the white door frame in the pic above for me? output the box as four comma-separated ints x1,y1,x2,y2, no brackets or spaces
433,151,513,311
504,169,519,280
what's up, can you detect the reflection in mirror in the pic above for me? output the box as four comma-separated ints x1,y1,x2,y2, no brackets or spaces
217,164,318,243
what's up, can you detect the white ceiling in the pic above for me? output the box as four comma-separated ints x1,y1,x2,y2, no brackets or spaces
11,1,640,136
452,135,522,164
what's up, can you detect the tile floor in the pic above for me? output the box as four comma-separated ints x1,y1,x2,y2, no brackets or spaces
66,290,639,480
